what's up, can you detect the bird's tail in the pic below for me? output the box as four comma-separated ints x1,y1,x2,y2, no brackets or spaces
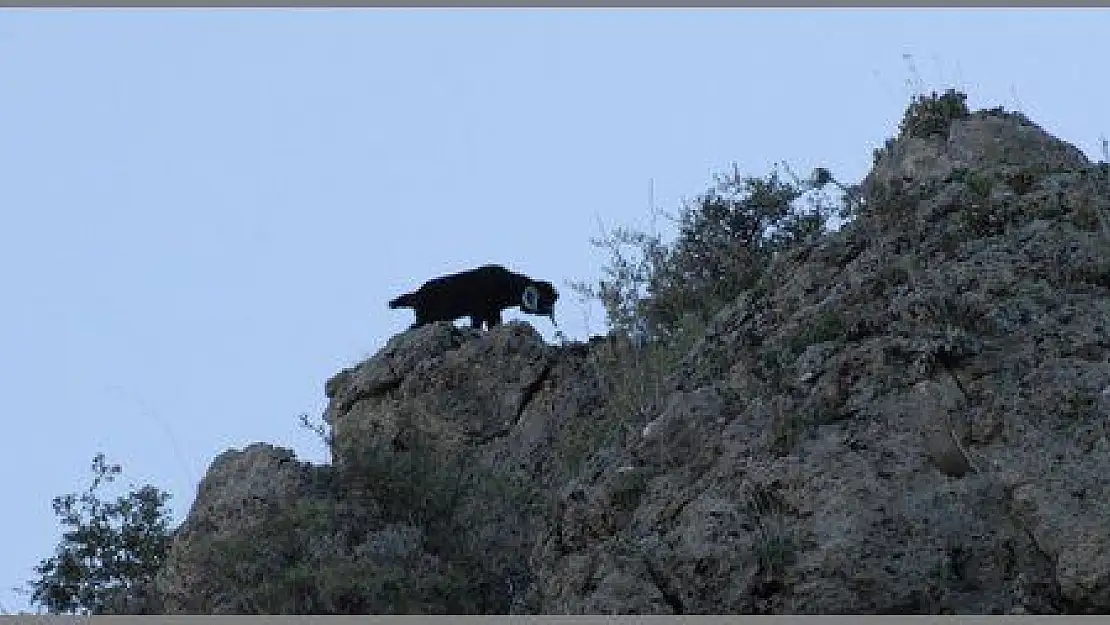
389,292,416,309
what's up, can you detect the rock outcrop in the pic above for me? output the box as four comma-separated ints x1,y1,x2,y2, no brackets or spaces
155,101,1110,614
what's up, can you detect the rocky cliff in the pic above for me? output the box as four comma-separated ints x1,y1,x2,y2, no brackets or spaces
154,100,1110,614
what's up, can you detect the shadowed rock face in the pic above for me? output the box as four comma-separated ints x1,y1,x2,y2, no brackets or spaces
155,109,1110,615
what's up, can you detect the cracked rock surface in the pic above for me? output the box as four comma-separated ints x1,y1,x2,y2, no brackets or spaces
156,108,1110,614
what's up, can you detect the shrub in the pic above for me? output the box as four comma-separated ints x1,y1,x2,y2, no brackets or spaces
899,88,970,140
574,165,845,354
183,420,541,614
28,453,173,615
182,488,494,614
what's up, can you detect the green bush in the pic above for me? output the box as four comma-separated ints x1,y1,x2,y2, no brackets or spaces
182,425,541,614
899,88,970,140
182,488,494,614
574,165,844,355
787,310,848,354
567,165,848,468
28,454,173,615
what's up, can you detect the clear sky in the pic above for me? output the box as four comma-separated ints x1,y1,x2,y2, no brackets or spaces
2,7,1108,614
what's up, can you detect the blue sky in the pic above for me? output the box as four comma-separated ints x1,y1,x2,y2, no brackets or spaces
1,8,1108,614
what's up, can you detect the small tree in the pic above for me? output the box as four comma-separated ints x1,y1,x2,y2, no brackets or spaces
28,453,174,615
565,165,847,464
899,88,970,140
574,165,845,351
